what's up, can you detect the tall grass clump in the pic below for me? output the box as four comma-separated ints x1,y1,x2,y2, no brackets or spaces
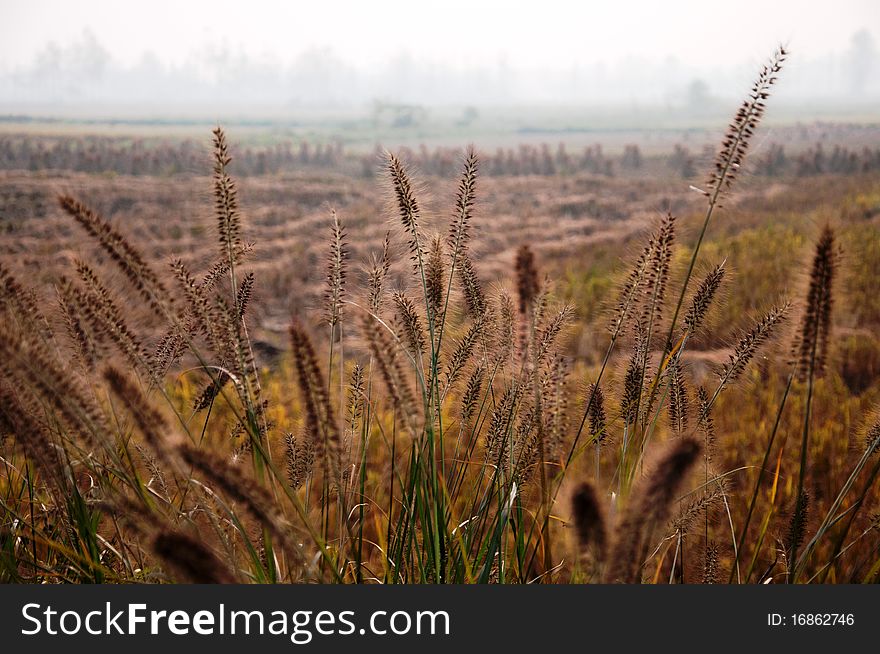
2,46,879,584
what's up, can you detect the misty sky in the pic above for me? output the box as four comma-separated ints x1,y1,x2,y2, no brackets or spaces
1,0,878,110
3,0,877,70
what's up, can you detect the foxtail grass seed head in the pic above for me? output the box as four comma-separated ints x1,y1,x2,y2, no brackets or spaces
0,384,66,493
448,146,478,266
360,312,419,436
153,530,235,584
667,359,689,434
324,209,348,329
346,363,366,428
285,431,314,491
867,421,880,456
786,490,810,564
170,258,229,362
703,542,720,584
608,437,701,583
609,222,660,335
587,383,607,444
368,232,392,315
793,226,837,380
0,262,53,341
697,386,716,462
289,320,342,482
74,261,148,375
510,404,540,486
136,443,169,500
544,354,571,459
622,321,647,424
388,153,424,264
59,194,170,316
56,281,100,371
200,258,232,292
0,323,112,453
459,364,485,436
393,291,426,358
192,372,230,412
458,251,487,320
236,271,255,322
515,244,540,314
179,442,300,558
104,365,173,460
639,213,675,327
426,235,446,326
444,314,487,393
484,383,522,467
684,262,726,335
212,127,242,259
705,47,786,199
572,482,607,561
534,305,574,368
721,302,790,386
671,484,725,535
494,291,514,365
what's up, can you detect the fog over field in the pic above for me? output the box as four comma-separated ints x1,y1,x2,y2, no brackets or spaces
1,0,878,119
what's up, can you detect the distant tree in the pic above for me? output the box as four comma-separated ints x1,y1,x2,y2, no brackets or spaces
686,79,710,110
621,144,642,170
847,29,877,95
457,106,479,127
